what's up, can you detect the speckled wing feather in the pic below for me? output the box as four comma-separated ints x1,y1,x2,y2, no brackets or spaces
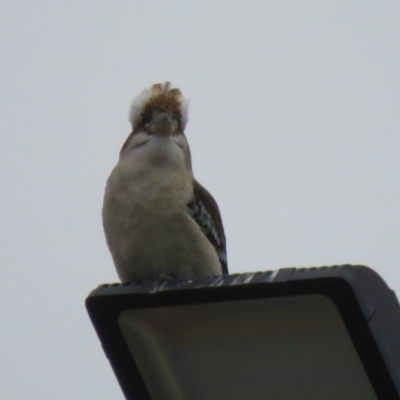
187,180,228,274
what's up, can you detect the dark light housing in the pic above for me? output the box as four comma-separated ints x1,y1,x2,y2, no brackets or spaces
86,265,400,400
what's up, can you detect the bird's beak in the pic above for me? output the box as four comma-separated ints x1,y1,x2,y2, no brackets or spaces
147,112,177,136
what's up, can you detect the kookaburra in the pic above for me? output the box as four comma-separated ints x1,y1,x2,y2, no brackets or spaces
102,82,228,282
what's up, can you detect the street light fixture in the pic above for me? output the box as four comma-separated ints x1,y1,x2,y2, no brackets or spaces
86,265,400,400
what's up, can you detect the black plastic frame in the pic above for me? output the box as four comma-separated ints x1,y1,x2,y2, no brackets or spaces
86,265,400,400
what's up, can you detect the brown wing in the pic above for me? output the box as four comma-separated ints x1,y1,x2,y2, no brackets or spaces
187,180,228,274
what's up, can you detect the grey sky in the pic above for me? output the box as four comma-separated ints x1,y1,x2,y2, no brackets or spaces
1,1,400,398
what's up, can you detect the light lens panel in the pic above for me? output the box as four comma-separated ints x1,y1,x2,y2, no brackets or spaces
119,294,377,400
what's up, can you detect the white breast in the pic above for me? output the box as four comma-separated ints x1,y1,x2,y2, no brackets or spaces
102,136,221,282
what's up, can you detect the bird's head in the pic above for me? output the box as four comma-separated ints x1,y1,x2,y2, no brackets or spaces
120,82,192,170
129,82,188,136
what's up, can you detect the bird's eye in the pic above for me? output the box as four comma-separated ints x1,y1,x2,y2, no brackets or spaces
143,119,152,128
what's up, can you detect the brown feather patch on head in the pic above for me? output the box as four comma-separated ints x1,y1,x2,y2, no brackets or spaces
129,82,189,131
141,88,183,128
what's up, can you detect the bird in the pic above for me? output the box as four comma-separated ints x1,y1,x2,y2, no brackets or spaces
102,82,228,283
